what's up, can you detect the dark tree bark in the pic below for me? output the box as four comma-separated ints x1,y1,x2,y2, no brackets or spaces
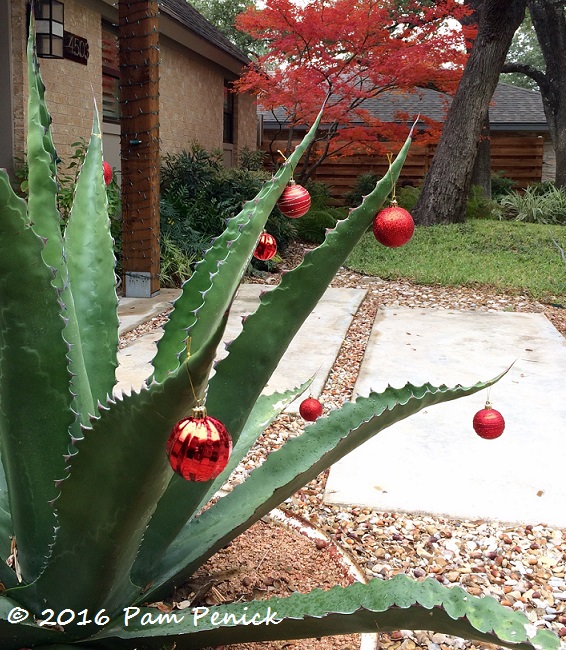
502,0,566,187
413,0,527,226
470,112,492,198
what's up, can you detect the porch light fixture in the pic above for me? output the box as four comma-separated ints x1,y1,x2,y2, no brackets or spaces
35,0,65,58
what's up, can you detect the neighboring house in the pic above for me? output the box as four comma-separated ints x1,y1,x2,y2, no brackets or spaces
260,83,549,202
1,0,258,176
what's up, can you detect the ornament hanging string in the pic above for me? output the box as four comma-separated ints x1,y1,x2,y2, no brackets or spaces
387,153,397,204
184,337,204,407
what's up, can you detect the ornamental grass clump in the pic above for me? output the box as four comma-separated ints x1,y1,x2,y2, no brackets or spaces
0,24,559,650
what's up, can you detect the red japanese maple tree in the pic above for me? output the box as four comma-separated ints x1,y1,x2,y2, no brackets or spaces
234,0,475,183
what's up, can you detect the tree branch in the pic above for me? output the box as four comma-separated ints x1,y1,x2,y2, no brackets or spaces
501,61,549,93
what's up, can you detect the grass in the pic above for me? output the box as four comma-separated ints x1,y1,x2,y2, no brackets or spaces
345,219,566,304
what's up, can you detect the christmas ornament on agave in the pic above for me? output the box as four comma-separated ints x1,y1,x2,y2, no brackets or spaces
253,231,277,261
167,405,232,481
277,180,311,218
372,153,414,248
373,200,414,248
299,397,323,422
473,401,505,440
103,160,113,186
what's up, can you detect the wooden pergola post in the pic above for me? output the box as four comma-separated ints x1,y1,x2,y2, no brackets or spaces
119,0,160,297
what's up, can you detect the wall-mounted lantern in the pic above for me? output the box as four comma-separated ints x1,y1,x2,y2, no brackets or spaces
35,0,65,58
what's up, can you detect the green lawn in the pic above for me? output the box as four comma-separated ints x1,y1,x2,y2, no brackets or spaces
345,219,566,304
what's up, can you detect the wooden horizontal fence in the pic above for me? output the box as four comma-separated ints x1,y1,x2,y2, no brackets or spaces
263,130,544,204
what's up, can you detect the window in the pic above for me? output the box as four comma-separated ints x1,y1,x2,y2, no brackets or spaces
102,23,120,123
223,81,234,144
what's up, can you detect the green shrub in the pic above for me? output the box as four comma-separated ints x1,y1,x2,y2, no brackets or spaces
159,234,195,288
160,151,297,261
160,144,221,196
467,185,501,220
396,185,421,212
294,207,346,243
238,146,266,171
491,172,516,198
344,172,379,207
305,179,333,207
498,185,566,224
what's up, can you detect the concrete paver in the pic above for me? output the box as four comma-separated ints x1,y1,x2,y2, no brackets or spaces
324,307,566,527
116,285,366,412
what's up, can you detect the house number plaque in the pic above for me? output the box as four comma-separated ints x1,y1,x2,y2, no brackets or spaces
64,31,89,65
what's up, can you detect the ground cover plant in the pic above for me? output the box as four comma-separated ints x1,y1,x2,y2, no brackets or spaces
346,219,566,304
0,26,560,650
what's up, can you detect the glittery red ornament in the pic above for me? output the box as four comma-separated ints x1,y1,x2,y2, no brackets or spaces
373,203,414,248
277,181,311,218
299,397,323,422
253,232,277,261
167,406,232,481
473,402,505,440
103,161,113,186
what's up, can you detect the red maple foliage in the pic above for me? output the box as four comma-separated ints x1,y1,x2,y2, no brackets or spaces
234,0,476,182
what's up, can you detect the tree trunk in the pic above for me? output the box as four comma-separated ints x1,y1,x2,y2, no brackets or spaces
119,0,161,297
470,112,492,198
528,0,566,187
413,0,527,226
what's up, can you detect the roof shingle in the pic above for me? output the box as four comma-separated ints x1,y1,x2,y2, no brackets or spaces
159,0,250,66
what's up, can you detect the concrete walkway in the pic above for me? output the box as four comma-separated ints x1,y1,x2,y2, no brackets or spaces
324,307,566,528
117,291,566,526
116,285,365,411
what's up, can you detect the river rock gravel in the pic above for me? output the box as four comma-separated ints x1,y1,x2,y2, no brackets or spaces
121,241,566,649
230,242,566,649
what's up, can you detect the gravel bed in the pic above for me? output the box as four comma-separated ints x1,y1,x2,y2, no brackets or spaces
121,241,566,648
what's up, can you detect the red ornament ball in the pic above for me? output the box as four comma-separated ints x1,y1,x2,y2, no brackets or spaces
167,406,232,481
473,403,505,440
373,204,415,248
277,182,311,218
253,232,277,261
103,161,113,186
299,397,323,422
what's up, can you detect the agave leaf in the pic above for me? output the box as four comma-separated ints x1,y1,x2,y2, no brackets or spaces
142,373,505,600
0,171,74,582
206,129,413,446
0,595,68,649
132,378,312,584
91,575,559,650
25,17,63,265
135,127,414,577
64,106,119,406
150,105,327,383
20,308,231,616
26,17,94,426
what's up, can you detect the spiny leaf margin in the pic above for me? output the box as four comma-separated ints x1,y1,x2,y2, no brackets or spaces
91,575,558,650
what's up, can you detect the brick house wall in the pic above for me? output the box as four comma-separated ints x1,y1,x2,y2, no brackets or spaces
159,35,226,155
10,0,103,167
8,0,257,172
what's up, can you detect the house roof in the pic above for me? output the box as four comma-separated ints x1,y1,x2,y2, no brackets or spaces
260,82,547,132
159,0,250,66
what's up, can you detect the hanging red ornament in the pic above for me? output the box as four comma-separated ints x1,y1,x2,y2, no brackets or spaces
253,232,277,261
299,397,323,422
103,161,113,186
473,401,505,440
167,406,232,481
277,181,311,218
373,201,415,248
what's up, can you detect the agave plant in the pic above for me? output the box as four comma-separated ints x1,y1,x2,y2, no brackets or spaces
0,27,559,650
